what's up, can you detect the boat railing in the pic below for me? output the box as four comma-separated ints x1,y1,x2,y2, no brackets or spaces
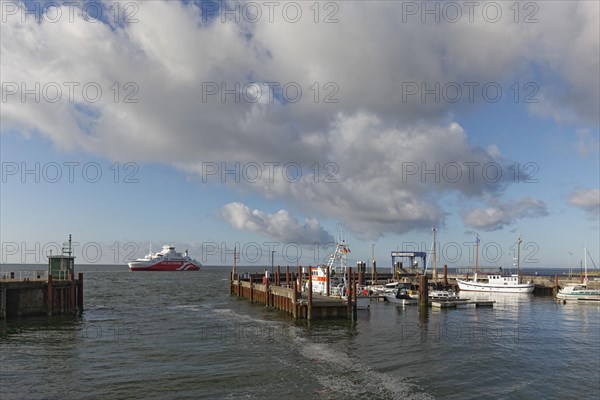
456,267,505,275
1,270,48,281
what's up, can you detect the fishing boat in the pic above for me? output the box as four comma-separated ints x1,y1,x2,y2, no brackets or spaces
456,235,534,293
128,245,201,271
307,232,370,310
557,243,600,302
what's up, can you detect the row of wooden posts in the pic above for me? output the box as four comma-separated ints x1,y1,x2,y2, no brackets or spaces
229,265,360,320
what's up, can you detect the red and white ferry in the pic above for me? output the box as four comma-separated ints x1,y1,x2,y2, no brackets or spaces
128,245,201,271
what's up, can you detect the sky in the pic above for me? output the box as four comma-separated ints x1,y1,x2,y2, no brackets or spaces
1,0,599,270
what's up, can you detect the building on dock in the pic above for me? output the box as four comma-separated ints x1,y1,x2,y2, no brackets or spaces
0,235,83,319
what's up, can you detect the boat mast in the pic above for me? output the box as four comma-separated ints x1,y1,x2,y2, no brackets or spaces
432,228,437,283
475,234,479,280
517,235,522,283
584,241,588,284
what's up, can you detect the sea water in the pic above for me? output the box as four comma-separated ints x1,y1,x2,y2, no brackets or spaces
1,265,598,399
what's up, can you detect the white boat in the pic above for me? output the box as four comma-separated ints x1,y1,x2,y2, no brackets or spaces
456,235,534,293
384,289,417,305
306,232,370,310
429,290,460,301
128,245,201,271
457,275,534,293
557,243,600,302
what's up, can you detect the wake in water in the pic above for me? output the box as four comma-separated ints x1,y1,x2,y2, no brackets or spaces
195,303,434,399
293,335,434,400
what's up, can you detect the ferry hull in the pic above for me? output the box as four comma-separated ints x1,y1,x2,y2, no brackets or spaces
456,279,534,293
128,261,201,271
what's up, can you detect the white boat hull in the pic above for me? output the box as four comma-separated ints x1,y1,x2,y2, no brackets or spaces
457,279,534,293
384,294,417,305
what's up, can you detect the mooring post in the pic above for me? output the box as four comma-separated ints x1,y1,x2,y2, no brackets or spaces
307,266,313,320
237,275,241,297
286,266,290,287
292,280,298,319
230,271,233,294
1,285,7,320
326,266,330,296
352,270,358,321
553,274,559,297
77,273,83,311
346,267,352,317
443,264,448,287
419,275,429,307
47,274,53,316
277,265,281,286
69,272,75,312
372,260,377,284
266,277,270,307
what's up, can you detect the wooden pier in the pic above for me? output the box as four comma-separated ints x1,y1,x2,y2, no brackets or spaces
229,269,358,320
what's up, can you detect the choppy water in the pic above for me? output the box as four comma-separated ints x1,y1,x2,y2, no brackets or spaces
1,265,599,399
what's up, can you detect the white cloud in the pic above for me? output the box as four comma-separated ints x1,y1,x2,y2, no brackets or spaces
1,1,597,238
220,202,334,244
568,188,600,219
463,198,549,231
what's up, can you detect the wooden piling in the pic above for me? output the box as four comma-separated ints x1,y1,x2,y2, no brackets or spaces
358,262,365,286
292,280,298,319
326,266,330,296
553,274,559,297
419,275,428,307
308,266,313,320
77,273,83,311
277,265,281,286
237,275,241,297
297,266,302,291
372,260,377,284
70,273,75,311
286,266,290,287
443,264,448,287
0,285,6,319
265,278,270,307
352,270,357,321
47,274,53,316
347,267,352,317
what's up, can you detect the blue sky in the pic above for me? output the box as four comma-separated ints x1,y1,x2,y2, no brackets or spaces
1,1,598,269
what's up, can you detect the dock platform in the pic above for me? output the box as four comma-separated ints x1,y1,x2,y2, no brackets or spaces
230,270,358,320
431,300,495,309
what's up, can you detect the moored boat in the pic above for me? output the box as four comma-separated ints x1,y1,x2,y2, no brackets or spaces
307,232,370,309
384,288,417,305
128,245,201,271
557,243,600,302
456,235,534,293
